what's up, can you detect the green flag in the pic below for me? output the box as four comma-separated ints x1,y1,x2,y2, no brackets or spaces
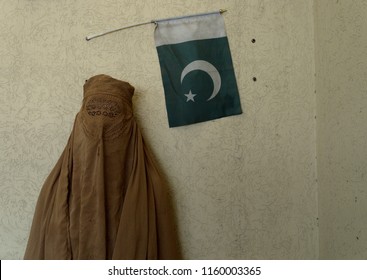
154,12,242,127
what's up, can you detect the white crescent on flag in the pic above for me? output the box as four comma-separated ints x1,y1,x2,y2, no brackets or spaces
180,60,222,101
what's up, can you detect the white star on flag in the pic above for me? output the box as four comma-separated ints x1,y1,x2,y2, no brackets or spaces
184,91,196,102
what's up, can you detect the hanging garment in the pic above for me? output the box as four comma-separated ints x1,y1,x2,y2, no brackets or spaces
24,74,181,260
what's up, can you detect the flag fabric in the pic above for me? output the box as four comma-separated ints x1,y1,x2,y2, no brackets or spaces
154,12,242,127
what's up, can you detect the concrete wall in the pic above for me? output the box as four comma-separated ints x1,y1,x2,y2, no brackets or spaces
315,0,367,259
0,0,317,259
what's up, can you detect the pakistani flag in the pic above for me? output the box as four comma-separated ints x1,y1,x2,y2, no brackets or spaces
154,12,242,127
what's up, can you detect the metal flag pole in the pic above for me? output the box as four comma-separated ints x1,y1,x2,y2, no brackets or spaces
85,9,227,41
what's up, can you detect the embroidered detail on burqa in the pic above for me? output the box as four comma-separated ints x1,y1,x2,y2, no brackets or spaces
86,97,122,118
24,74,181,260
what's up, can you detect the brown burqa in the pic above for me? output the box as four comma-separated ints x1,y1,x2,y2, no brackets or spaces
24,74,181,260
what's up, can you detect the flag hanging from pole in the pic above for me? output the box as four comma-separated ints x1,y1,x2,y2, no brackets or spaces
154,12,242,127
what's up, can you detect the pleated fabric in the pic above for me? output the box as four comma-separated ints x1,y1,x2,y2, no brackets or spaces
24,74,181,260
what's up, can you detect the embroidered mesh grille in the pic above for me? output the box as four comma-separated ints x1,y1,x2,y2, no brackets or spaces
86,97,122,118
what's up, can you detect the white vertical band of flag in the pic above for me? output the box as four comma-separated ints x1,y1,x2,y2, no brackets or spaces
154,13,226,46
